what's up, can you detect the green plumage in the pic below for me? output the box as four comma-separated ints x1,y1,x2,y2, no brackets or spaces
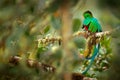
82,11,102,74
83,17,102,32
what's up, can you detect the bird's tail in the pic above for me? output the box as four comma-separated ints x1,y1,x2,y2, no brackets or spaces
82,43,100,74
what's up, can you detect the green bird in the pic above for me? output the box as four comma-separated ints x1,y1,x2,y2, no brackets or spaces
82,10,102,33
81,10,102,74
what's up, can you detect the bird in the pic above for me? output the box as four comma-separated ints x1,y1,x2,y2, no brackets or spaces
81,10,102,74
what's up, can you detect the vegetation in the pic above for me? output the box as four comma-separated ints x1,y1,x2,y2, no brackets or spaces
0,0,120,80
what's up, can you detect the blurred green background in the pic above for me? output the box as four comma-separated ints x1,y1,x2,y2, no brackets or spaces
0,0,120,80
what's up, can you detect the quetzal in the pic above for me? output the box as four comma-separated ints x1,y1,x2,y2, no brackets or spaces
81,10,102,74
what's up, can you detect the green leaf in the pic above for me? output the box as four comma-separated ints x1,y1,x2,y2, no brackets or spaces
73,37,85,48
44,25,50,34
72,18,81,32
36,46,47,59
51,16,61,29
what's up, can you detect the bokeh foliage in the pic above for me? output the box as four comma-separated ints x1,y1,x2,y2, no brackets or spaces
0,0,120,80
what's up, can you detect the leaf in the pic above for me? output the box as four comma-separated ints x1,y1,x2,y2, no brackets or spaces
72,18,81,32
45,0,62,13
36,46,47,59
51,16,61,29
73,37,86,48
44,25,50,34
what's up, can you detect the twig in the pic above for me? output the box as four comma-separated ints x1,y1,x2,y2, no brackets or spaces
9,56,56,73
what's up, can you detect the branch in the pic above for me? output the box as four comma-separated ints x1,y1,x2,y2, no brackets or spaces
37,31,111,46
9,56,56,73
37,36,62,47
8,56,98,80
